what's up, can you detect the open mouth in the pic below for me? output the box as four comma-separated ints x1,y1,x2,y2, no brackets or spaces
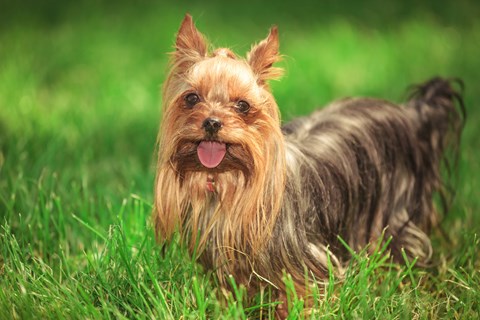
196,141,227,168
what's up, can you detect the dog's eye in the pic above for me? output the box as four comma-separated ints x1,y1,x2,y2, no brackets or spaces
185,93,200,108
235,100,250,114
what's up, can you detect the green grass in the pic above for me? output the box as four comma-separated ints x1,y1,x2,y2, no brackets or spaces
1,0,479,318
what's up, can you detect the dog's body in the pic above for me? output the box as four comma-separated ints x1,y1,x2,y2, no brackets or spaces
154,14,464,302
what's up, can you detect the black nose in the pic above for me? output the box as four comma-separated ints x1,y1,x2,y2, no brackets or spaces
202,117,222,135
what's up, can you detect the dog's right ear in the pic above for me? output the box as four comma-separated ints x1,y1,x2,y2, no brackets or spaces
175,14,208,62
247,27,283,85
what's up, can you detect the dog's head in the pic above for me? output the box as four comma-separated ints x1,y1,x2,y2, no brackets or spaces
160,14,283,180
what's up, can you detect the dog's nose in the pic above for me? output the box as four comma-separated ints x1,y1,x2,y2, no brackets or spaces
202,117,222,135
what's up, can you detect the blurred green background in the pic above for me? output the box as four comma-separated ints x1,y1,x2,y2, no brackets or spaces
0,0,479,317
1,0,479,273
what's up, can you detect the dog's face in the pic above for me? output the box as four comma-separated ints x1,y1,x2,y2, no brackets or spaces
167,55,264,176
161,15,283,180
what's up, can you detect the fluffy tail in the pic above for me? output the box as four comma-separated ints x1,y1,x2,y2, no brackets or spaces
387,77,466,266
408,77,466,214
409,77,465,138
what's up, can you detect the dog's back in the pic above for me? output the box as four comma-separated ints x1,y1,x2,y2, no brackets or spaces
280,77,465,267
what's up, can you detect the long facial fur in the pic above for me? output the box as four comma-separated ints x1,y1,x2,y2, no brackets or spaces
154,15,286,285
154,15,465,297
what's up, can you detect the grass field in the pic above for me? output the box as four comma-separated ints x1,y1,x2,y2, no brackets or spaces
1,0,479,318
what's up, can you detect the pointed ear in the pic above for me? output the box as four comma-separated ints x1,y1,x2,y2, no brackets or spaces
175,14,208,61
247,27,283,85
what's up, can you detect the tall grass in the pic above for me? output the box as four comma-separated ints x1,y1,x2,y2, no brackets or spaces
1,0,479,318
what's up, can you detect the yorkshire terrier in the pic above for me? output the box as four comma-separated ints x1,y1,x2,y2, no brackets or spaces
153,14,465,314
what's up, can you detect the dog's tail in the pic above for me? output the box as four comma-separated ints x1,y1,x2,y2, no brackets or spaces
389,77,466,266
407,77,466,213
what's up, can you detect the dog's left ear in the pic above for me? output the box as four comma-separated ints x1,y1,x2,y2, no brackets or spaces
174,14,208,65
247,27,283,85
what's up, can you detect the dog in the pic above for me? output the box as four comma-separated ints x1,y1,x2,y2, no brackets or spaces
153,14,465,313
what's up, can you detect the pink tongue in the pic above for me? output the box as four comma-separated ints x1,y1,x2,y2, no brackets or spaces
197,141,227,168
